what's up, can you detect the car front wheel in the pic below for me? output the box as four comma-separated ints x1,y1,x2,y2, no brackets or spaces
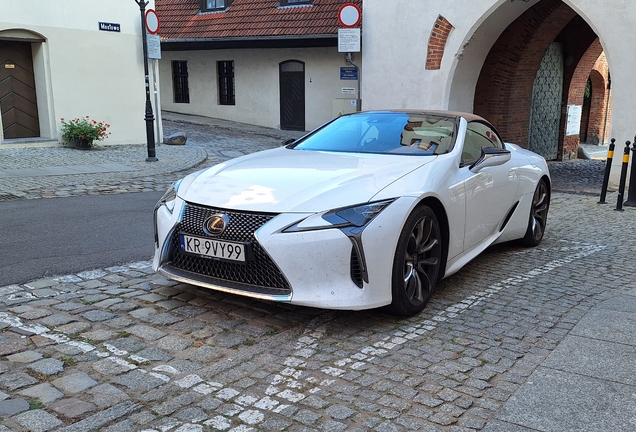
388,205,442,316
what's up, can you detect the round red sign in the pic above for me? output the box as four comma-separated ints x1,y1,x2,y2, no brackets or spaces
145,9,160,35
338,3,361,28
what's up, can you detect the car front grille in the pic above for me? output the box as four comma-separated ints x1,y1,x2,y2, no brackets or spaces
167,202,291,296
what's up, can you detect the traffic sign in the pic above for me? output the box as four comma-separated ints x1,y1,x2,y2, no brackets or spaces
338,3,361,28
145,9,160,34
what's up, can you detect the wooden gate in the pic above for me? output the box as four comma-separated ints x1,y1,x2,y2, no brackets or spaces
0,41,40,139
279,61,305,131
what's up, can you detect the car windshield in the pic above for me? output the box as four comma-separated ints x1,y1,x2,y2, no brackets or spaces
291,112,457,155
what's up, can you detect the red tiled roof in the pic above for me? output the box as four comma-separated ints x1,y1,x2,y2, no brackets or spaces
156,0,362,40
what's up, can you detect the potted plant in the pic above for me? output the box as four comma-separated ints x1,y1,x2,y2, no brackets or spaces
60,116,111,149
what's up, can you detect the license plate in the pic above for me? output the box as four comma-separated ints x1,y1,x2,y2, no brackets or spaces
179,234,247,263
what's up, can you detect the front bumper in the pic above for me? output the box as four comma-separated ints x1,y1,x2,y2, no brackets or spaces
153,197,416,310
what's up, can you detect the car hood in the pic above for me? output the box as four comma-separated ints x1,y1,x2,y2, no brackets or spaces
181,147,436,213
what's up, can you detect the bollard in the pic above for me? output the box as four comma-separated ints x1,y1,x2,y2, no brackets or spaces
615,141,631,211
624,139,636,206
598,138,616,204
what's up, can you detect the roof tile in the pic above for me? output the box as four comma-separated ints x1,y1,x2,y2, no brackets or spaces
156,0,362,40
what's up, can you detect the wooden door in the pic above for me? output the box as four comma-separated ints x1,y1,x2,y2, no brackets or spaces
0,41,40,139
279,61,305,131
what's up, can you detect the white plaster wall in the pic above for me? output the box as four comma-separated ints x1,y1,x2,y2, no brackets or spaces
362,0,636,159
0,0,154,145
160,47,358,131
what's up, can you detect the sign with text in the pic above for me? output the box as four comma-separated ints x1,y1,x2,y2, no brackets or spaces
340,67,358,80
338,28,360,53
566,105,582,136
147,34,161,59
99,22,121,32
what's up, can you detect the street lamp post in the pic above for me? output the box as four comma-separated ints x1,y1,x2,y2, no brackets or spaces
135,0,158,162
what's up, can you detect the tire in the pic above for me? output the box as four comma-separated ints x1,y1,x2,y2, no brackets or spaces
388,205,442,316
520,178,550,247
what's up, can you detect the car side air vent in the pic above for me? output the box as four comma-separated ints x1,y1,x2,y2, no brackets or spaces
350,246,364,288
500,201,519,232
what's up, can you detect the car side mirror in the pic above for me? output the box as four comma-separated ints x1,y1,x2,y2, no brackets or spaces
469,147,511,172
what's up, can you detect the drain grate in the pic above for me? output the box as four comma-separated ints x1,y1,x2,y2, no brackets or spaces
0,193,23,202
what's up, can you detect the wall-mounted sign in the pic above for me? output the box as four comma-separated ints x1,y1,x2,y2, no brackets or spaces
566,104,582,136
340,67,358,80
4,64,15,69
338,28,361,53
341,87,356,95
99,22,121,32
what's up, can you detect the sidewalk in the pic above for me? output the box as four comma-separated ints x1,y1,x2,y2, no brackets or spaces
0,113,635,431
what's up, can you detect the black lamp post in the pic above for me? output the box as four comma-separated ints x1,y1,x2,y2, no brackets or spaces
135,0,158,162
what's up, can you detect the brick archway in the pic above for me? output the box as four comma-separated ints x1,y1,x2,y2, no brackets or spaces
472,0,605,160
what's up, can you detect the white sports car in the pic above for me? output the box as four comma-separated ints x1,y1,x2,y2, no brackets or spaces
153,111,550,316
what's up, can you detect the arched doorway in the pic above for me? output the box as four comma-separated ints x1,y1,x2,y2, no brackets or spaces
279,60,305,131
448,0,611,161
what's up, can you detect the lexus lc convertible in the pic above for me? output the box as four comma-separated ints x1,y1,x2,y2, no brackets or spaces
153,110,550,316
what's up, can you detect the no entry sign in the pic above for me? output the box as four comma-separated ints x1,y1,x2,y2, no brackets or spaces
338,3,361,28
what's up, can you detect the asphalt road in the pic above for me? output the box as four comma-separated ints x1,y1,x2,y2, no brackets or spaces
0,191,163,286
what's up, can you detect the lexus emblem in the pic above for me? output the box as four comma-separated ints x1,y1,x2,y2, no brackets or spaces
204,214,229,236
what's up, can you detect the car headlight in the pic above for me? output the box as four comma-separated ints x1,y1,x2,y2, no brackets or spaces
283,199,395,232
155,179,182,214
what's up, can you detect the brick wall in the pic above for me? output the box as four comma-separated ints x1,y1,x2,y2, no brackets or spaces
426,16,453,70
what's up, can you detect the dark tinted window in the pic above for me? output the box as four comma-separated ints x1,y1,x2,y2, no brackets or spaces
462,121,504,164
292,112,457,155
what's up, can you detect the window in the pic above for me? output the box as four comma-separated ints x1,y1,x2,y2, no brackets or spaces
462,121,503,164
172,61,189,104
201,0,232,11
280,0,313,6
217,61,235,105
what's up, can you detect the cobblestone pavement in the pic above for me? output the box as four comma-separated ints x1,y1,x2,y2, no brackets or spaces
0,119,302,201
1,120,635,431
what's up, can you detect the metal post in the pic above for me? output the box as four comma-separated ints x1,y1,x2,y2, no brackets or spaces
615,140,631,211
624,139,636,206
598,138,615,204
135,0,158,162
346,53,361,112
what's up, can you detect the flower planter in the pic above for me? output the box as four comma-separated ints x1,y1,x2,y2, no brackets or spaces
71,138,93,149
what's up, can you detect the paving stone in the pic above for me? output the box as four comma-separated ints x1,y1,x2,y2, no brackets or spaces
18,309,52,319
52,302,85,312
108,337,146,353
85,383,130,408
52,371,97,393
135,347,174,362
112,369,167,391
39,313,77,327
0,372,39,391
0,398,29,416
28,358,64,376
6,350,43,363
55,321,91,334
141,312,183,325
126,324,167,341
156,335,193,351
18,383,64,403
50,397,98,418
13,409,63,432
81,329,117,341
55,400,142,432
0,341,27,356
82,310,116,322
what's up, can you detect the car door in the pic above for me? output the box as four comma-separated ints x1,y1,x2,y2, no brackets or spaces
460,121,518,251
